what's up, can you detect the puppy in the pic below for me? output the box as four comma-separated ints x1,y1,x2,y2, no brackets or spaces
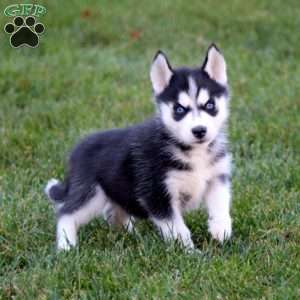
45,44,232,251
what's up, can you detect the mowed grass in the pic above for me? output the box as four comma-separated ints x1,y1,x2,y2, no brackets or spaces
0,0,300,298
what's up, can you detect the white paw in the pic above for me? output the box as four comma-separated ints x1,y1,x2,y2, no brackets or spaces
56,235,75,251
185,247,201,255
181,236,195,249
57,239,71,251
56,216,77,251
45,178,59,197
177,228,195,249
208,217,232,243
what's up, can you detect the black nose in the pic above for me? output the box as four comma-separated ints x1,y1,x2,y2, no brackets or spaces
192,126,207,139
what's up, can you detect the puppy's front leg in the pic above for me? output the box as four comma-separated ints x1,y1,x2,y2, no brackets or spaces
152,209,194,249
205,175,232,242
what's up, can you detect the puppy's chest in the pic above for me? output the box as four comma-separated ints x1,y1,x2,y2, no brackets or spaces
165,149,213,211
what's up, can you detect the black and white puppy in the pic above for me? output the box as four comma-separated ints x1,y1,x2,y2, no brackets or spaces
45,44,232,251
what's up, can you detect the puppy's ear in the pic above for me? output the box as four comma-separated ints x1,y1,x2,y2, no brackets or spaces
150,51,173,95
202,44,227,85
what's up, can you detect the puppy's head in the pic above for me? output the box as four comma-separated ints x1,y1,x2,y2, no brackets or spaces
150,44,229,146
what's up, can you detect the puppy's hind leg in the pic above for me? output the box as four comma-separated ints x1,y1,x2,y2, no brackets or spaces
56,215,77,251
56,185,108,251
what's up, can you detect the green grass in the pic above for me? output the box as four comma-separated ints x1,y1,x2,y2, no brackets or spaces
1,0,300,298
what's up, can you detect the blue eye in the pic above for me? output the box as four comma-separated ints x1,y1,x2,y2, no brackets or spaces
205,99,215,111
175,105,186,114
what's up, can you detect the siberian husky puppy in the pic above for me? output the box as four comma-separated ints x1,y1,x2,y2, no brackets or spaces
45,44,232,251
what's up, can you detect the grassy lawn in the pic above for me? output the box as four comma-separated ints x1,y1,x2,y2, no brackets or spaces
1,0,300,298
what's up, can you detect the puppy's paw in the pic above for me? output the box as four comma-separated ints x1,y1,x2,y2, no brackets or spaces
177,228,195,249
208,217,232,243
56,234,75,252
185,247,201,255
181,236,195,249
57,239,72,252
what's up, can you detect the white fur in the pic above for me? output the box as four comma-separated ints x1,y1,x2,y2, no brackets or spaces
45,178,63,211
56,186,134,251
44,178,59,198
56,215,77,251
160,93,229,146
197,88,209,106
188,77,198,101
161,80,231,245
201,95,229,144
164,147,231,243
150,53,173,95
51,47,231,251
166,145,231,212
178,92,193,108
204,46,227,85
166,147,211,212
56,185,108,250
205,178,232,242
152,208,194,248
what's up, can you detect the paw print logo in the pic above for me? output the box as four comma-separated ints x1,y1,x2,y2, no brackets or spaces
4,16,45,48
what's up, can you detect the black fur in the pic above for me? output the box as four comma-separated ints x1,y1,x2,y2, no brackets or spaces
157,67,227,105
50,118,192,219
48,181,68,203
48,56,228,222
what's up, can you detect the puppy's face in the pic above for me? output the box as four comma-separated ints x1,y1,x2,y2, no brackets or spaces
150,45,229,146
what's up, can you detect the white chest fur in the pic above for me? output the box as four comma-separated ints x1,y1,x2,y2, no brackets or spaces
165,146,227,213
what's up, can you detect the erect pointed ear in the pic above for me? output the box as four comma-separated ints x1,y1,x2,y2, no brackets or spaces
202,44,227,85
150,50,173,95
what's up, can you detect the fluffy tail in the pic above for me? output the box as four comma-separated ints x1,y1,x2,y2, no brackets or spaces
44,178,67,203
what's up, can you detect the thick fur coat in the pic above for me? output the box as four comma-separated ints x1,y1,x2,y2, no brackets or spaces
45,44,232,251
